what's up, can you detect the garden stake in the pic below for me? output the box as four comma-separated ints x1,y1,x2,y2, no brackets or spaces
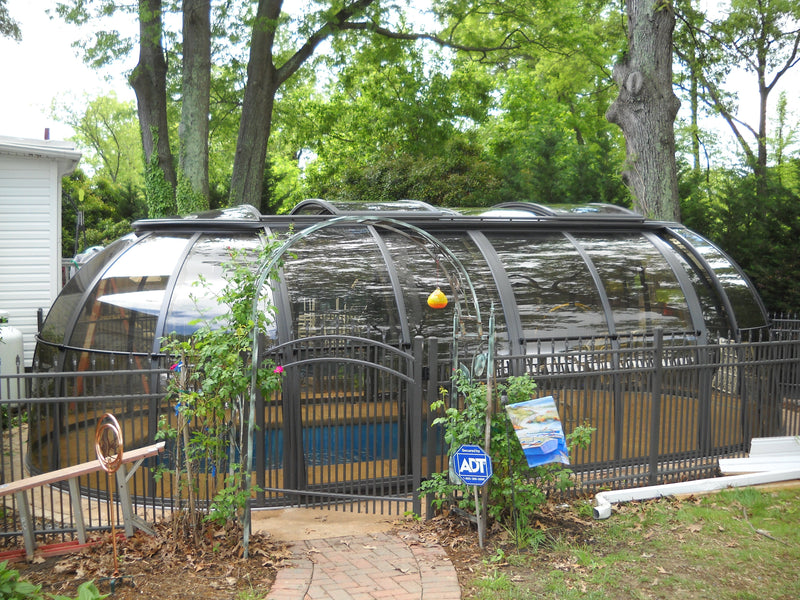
95,414,124,589
501,392,520,551
479,307,496,546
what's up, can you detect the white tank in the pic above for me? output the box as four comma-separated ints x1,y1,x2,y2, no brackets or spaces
0,311,26,400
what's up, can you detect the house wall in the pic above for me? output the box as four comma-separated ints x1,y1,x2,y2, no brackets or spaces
0,137,80,367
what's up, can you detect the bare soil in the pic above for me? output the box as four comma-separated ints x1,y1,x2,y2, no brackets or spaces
13,502,594,599
15,520,290,599
12,507,411,599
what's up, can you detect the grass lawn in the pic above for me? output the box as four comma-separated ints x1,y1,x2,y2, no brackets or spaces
461,485,800,600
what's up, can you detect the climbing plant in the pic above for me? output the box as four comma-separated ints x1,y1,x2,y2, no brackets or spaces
158,237,284,541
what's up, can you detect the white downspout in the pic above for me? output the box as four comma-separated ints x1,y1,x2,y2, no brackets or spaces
593,469,800,519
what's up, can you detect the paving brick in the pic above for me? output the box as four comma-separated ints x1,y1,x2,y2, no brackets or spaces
267,531,461,599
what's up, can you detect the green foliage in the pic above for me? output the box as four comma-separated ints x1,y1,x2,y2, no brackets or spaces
0,561,107,600
50,582,108,600
0,560,42,600
204,474,255,527
176,171,208,215
61,170,141,257
160,237,284,531
421,370,594,546
51,93,144,189
681,165,800,314
0,0,21,41
144,145,176,218
306,134,507,208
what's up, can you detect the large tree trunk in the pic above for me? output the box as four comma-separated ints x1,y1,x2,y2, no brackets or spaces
229,0,282,211
229,0,377,211
178,0,211,214
130,0,177,217
606,0,681,221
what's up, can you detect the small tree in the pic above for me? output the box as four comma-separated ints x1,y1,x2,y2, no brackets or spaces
420,370,594,548
159,237,284,542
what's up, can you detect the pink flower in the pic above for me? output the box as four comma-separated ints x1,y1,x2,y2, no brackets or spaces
273,365,284,374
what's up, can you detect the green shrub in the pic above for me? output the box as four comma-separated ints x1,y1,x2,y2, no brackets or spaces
0,561,107,600
420,370,594,547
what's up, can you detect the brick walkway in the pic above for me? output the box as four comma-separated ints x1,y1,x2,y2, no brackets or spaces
265,531,461,599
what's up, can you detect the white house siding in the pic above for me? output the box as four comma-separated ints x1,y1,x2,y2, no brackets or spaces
0,138,80,367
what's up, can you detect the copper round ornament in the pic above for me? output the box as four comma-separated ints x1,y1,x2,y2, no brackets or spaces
95,413,124,473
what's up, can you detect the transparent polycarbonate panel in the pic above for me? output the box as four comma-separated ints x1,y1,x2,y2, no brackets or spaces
573,233,693,334
327,200,445,213
670,227,766,330
380,230,467,344
484,233,609,344
281,227,400,343
183,204,261,220
67,234,192,352
548,203,639,216
426,232,509,353
659,231,730,335
34,235,138,369
163,233,269,339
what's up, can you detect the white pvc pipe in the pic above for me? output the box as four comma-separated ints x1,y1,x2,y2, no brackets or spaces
593,469,800,519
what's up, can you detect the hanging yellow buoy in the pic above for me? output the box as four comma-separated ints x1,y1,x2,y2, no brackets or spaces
427,287,448,309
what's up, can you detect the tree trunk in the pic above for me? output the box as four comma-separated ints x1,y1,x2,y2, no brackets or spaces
130,0,177,217
178,0,211,214
755,67,769,199
688,46,700,172
229,0,377,211
229,0,282,211
606,0,681,221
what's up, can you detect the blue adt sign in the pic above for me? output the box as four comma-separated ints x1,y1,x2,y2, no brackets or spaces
453,444,493,486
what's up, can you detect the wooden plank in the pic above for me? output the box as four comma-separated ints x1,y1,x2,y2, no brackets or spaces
0,441,165,496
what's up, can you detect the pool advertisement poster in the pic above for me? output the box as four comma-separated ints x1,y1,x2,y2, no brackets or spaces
505,395,569,468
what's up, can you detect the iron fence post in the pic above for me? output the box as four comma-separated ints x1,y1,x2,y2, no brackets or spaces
411,336,424,517
648,328,663,485
425,337,439,519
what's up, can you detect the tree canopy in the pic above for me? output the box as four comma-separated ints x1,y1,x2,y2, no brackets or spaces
38,0,800,311
0,0,21,41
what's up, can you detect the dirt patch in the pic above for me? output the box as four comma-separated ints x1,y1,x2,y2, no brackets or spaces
397,501,600,595
15,519,291,600
12,501,595,599
12,506,400,599
251,505,399,541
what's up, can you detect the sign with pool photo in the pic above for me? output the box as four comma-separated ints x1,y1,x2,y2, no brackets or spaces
505,395,569,468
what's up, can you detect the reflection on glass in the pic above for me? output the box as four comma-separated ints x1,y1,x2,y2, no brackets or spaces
282,228,400,343
574,234,692,334
327,200,445,213
68,235,191,353
34,235,138,370
380,230,472,344
163,234,268,339
486,233,608,345
670,228,766,330
659,231,730,335
425,233,508,353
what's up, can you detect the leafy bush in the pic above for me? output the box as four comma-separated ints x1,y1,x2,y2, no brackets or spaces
0,561,107,600
420,370,594,547
159,238,285,535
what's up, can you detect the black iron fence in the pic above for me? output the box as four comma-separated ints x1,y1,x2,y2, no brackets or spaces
1,324,799,550
495,329,800,491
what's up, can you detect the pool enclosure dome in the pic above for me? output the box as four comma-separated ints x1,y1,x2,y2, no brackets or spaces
35,199,768,371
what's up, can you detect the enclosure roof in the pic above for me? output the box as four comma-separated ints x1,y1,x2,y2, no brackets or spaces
38,200,768,372
133,201,661,234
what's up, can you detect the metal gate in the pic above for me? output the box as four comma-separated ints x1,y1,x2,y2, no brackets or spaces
253,335,424,515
